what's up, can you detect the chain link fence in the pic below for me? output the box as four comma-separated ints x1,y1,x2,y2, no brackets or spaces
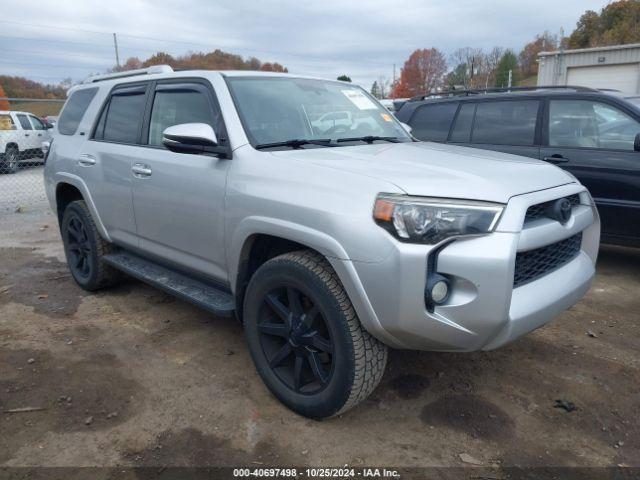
0,98,65,211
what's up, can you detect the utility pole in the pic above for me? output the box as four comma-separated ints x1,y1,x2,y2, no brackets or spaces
392,63,396,99
508,69,512,88
113,33,121,69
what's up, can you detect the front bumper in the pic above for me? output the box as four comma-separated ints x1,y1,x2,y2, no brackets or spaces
349,183,599,351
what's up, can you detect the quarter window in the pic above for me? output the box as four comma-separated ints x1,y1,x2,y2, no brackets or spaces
17,114,32,130
549,100,640,150
409,102,458,142
0,114,16,130
148,87,216,147
58,87,98,135
472,100,539,145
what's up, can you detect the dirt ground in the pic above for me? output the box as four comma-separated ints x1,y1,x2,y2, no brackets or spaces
0,200,639,477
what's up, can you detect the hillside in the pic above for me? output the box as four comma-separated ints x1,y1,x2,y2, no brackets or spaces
0,76,67,100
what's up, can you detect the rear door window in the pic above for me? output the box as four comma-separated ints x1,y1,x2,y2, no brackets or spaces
58,87,98,135
95,86,147,144
472,100,539,145
17,114,32,130
409,102,458,142
449,103,476,143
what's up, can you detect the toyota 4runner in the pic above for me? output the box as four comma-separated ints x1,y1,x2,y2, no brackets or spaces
44,66,600,419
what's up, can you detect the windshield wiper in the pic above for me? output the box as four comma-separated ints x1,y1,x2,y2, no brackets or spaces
336,136,401,144
255,138,335,150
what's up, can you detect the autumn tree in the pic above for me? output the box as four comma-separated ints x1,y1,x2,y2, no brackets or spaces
568,0,640,48
0,76,66,99
392,48,447,97
0,84,9,110
519,32,557,78
115,50,288,73
495,50,519,87
115,57,143,72
337,75,352,82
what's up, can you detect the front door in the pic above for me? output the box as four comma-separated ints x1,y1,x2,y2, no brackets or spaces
131,80,230,282
541,98,640,244
27,115,49,152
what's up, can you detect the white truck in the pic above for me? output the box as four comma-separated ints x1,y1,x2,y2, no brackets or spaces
0,110,53,174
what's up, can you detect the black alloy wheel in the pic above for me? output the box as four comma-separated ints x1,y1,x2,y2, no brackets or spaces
257,285,334,394
66,214,92,280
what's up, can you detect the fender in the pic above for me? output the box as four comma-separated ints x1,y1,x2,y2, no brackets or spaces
53,172,112,242
227,216,407,348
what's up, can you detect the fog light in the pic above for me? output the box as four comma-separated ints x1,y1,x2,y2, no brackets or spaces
431,280,449,304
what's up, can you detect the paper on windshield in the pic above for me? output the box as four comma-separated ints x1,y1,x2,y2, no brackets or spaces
342,89,378,110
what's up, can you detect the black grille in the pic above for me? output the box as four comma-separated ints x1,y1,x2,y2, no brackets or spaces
524,194,581,224
514,233,582,288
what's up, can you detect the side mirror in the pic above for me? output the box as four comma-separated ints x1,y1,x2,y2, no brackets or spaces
162,123,220,155
634,133,640,152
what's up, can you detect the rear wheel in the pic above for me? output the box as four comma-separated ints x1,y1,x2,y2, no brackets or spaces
2,146,19,174
61,200,121,291
243,250,388,419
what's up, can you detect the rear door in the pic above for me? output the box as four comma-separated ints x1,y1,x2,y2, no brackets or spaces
448,99,541,159
80,83,150,248
540,97,640,243
16,114,36,152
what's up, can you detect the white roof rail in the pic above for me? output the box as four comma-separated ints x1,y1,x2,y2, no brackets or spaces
83,65,174,84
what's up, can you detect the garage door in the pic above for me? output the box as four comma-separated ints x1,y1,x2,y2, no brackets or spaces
567,63,640,94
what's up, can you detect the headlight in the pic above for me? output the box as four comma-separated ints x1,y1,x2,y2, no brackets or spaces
373,194,504,244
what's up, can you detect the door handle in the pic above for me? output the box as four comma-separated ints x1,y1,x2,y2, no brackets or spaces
132,163,152,177
38,133,42,137
25,133,30,137
543,155,569,164
78,154,97,166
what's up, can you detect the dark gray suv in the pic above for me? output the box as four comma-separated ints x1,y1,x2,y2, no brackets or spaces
396,86,640,247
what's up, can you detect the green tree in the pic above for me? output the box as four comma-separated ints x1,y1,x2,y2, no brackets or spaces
337,75,352,82
494,50,519,87
370,81,380,98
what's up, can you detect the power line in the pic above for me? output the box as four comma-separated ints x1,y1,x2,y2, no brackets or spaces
0,20,393,68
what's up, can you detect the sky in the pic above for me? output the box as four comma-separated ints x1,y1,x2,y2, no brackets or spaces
0,0,608,90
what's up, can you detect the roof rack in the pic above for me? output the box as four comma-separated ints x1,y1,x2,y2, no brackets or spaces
410,85,599,102
82,65,174,84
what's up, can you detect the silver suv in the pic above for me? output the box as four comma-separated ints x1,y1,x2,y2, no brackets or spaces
45,66,600,419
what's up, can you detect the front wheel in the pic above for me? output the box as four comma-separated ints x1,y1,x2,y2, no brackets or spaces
243,250,388,419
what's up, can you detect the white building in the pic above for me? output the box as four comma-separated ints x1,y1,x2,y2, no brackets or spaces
537,43,640,94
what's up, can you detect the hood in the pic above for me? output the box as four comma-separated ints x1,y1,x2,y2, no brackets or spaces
270,141,574,204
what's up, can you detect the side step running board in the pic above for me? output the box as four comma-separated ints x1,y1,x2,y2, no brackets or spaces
103,251,235,317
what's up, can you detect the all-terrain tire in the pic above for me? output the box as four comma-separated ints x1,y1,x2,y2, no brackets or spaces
243,250,388,419
61,200,122,291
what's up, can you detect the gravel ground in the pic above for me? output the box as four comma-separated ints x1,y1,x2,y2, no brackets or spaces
0,187,638,478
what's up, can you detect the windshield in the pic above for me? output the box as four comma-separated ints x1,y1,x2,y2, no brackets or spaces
226,77,412,148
